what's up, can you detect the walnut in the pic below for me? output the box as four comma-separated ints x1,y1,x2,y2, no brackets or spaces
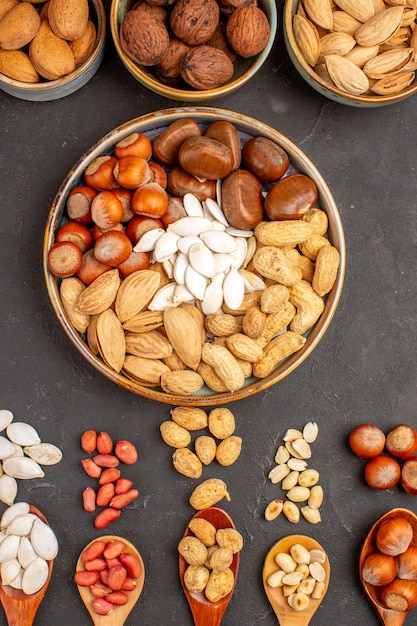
206,19,238,65
218,0,257,17
181,45,234,90
120,10,169,66
226,4,270,58
131,0,168,23
155,37,192,84
170,0,220,46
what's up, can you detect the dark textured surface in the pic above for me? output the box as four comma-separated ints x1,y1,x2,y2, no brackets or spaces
1,1,417,624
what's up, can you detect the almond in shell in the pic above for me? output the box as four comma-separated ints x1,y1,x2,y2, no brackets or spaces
96,308,126,373
115,269,161,323
333,0,375,23
48,0,89,41
60,277,89,333
293,14,321,66
362,47,413,79
123,354,170,385
0,0,19,23
0,2,40,50
0,49,39,82
370,70,415,93
163,305,203,371
160,369,204,395
324,53,370,94
354,6,404,47
303,0,334,30
69,20,96,67
75,269,120,315
29,20,76,80
125,330,173,359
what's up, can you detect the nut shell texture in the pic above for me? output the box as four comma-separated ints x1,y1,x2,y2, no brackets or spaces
226,4,270,58
181,45,234,90
121,11,169,66
170,0,220,45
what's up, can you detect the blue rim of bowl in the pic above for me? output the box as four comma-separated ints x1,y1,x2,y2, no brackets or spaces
110,0,277,101
0,0,106,102
43,107,346,406
283,0,417,107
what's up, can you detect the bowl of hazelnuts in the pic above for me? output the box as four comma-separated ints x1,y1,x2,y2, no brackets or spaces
110,0,277,101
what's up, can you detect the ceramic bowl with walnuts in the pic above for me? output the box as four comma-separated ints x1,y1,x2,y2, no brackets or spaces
110,0,277,101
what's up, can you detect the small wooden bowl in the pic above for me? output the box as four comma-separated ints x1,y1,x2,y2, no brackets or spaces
110,0,277,101
0,0,106,102
284,0,417,108
43,107,345,406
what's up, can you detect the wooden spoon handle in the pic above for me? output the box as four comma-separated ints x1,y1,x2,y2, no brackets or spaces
377,607,407,626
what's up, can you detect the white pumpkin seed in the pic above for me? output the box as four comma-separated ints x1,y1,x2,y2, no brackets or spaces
213,253,233,275
173,251,189,285
1,558,21,585
162,257,175,279
133,227,165,252
22,556,48,594
201,278,224,316
210,220,227,232
1,502,30,529
153,231,180,263
225,226,253,238
177,235,202,255
3,457,45,480
0,534,20,561
172,283,195,305
6,514,37,537
184,264,207,301
9,567,23,589
0,475,17,506
167,216,213,237
148,283,177,311
199,230,237,254
223,266,244,311
203,198,228,225
18,536,38,568
7,443,24,458
30,519,58,560
228,237,247,269
239,269,266,292
0,436,17,460
23,443,63,466
188,242,215,278
243,236,257,267
6,423,41,447
183,193,204,217
0,410,13,432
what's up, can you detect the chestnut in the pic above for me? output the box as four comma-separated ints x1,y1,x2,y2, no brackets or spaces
178,135,234,181
221,169,264,230
152,118,201,165
242,137,289,183
264,174,318,221
204,120,241,169
167,166,216,202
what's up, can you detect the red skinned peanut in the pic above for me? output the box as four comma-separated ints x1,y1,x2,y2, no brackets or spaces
84,558,107,572
105,591,129,605
114,478,132,494
99,468,121,485
82,486,96,512
96,483,115,507
94,508,121,529
110,489,139,509
82,540,106,562
93,454,119,468
115,440,138,464
120,552,142,579
81,429,97,453
120,576,137,591
74,570,100,587
92,597,114,616
81,458,101,478
90,581,113,598
107,564,127,591
103,540,125,560
97,431,113,454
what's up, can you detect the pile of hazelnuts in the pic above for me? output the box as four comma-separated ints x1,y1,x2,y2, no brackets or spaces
349,423,417,493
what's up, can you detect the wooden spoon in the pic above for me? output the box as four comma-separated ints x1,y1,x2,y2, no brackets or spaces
359,507,417,626
76,535,145,626
179,506,240,626
0,505,54,626
263,534,330,625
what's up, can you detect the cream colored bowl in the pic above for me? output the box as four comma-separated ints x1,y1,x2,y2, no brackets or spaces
110,0,277,101
0,0,106,102
43,107,345,406
284,0,417,107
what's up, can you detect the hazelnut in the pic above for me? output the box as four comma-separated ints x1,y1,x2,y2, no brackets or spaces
226,4,270,58
181,45,234,90
170,0,220,45
120,10,169,66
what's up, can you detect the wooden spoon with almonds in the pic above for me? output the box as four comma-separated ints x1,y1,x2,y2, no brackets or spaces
263,534,330,625
179,507,240,626
360,508,417,626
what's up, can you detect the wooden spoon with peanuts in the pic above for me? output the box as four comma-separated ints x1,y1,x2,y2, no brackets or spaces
263,534,330,625
76,535,145,626
179,507,240,626
360,508,417,626
0,505,54,626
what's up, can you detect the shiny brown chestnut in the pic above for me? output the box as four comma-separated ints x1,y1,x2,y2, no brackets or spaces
264,173,318,221
152,118,202,165
242,137,289,183
167,166,216,201
178,135,234,181
204,120,241,169
221,169,264,230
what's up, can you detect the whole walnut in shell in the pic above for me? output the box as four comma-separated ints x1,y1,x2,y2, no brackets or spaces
226,4,270,58
181,45,234,90
170,0,220,46
207,19,238,65
155,37,192,84
131,0,168,23
218,0,256,16
120,9,169,66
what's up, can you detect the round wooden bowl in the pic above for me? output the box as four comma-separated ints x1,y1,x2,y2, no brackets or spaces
0,0,106,102
110,0,277,101
43,107,345,405
284,0,417,108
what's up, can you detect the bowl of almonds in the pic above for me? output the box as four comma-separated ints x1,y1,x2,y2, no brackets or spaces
284,0,417,107
0,0,105,102
43,107,345,405
110,0,276,101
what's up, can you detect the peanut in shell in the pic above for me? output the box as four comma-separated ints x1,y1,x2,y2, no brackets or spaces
189,478,230,510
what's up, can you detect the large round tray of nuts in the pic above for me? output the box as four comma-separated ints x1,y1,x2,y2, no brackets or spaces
43,107,345,406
